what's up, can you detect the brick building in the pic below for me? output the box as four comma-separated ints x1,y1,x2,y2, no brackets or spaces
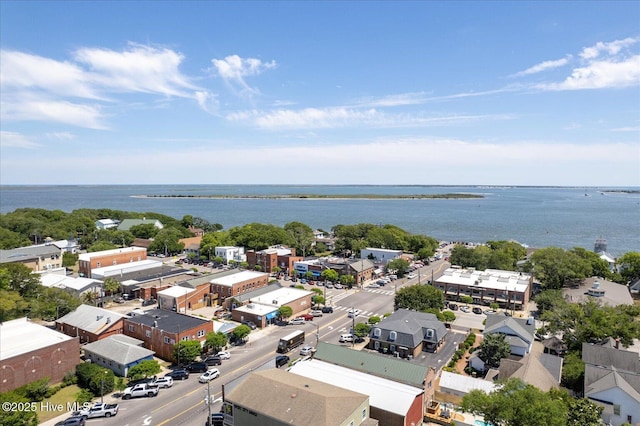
246,246,302,275
0,318,80,393
78,247,147,278
56,304,126,344
210,270,270,308
123,309,213,362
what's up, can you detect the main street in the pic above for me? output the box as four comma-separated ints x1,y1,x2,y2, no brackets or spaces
56,259,455,426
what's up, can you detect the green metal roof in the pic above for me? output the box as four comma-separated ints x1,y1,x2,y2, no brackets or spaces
313,341,430,388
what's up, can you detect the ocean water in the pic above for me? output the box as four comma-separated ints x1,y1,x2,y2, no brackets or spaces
1,185,638,256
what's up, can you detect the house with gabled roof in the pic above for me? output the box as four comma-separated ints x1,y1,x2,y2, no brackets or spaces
0,244,63,272
82,334,154,377
368,308,447,358
223,368,376,426
483,314,535,356
582,340,640,426
39,273,103,298
55,304,126,344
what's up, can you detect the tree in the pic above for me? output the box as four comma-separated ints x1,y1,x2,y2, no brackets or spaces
460,295,473,306
0,227,31,249
530,247,591,289
461,378,567,426
205,332,228,353
277,306,293,319
0,289,28,322
272,266,282,275
76,363,114,397
616,251,640,283
394,284,444,311
387,258,410,277
174,340,202,364
129,223,160,239
478,333,511,369
353,322,371,338
320,268,338,282
339,274,355,287
560,351,584,393
533,289,564,314
103,277,120,295
284,221,315,257
304,271,314,281
127,360,161,381
0,391,38,426
312,295,325,306
149,228,186,256
368,316,381,324
0,263,41,299
88,240,118,252
231,324,251,343
441,310,456,324
28,287,81,321
62,251,79,269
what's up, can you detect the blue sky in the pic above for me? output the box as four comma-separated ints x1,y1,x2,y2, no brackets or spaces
1,1,639,186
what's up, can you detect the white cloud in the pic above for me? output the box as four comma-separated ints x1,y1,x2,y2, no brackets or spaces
210,54,276,96
0,44,211,129
579,37,638,59
541,55,640,90
610,126,640,132
353,92,429,107
0,131,40,148
195,90,218,114
226,107,514,130
45,131,76,140
512,56,571,77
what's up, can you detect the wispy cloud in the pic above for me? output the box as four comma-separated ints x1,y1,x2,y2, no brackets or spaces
512,56,571,77
226,107,514,130
0,44,211,129
353,92,430,107
45,131,76,140
610,126,640,132
210,54,276,97
0,131,41,148
525,37,640,91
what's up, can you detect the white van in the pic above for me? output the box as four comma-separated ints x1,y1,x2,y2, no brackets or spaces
339,334,354,343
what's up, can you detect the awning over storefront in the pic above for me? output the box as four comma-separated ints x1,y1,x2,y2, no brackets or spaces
265,311,278,320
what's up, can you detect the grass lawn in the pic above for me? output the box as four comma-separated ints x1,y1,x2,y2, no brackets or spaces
36,385,82,423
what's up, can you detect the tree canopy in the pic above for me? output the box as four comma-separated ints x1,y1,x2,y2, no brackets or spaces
394,284,444,311
448,240,527,271
478,333,511,369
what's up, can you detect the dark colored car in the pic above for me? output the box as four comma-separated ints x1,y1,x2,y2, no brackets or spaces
141,298,156,306
472,307,483,314
165,369,189,380
321,306,334,313
185,362,208,373
206,413,225,426
301,313,314,321
202,355,222,366
275,355,290,368
242,320,257,330
449,303,459,311
55,416,86,426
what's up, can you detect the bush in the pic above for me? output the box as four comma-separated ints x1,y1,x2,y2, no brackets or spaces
62,371,77,387
75,389,93,404
23,377,50,402
45,385,61,398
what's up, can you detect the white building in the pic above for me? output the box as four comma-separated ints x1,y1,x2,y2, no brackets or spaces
360,248,403,264
95,219,119,230
40,273,103,298
215,246,246,264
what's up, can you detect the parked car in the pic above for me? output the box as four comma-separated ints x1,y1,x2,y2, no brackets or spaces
368,283,380,288
275,355,290,368
198,368,220,383
300,345,314,356
460,306,470,313
311,310,323,317
301,313,314,321
289,317,305,325
242,320,257,330
325,283,334,288
202,355,222,366
185,362,208,373
448,303,459,311
55,416,86,426
333,283,343,289
152,376,173,388
472,307,483,315
339,334,354,343
216,350,231,359
321,306,334,313
483,309,496,315
141,298,156,307
165,369,189,380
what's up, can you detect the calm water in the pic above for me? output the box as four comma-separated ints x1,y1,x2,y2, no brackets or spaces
1,185,638,256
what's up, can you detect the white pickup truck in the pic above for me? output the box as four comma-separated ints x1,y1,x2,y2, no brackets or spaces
74,402,119,418
122,383,159,399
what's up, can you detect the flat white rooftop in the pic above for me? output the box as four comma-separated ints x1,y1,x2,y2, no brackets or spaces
40,274,101,291
0,317,74,361
210,271,268,287
91,259,162,275
437,268,531,292
158,286,196,297
248,287,312,307
79,246,145,261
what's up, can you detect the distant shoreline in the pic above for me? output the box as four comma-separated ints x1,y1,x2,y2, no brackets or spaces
132,193,485,200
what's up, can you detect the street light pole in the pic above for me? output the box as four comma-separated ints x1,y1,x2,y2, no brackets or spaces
315,323,320,346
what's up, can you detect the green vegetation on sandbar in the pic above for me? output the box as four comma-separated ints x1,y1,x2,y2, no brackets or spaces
137,193,484,200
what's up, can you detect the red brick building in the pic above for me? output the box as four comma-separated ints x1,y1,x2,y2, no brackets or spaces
123,309,213,362
78,247,147,278
0,318,80,393
209,270,270,308
55,304,126,344
246,246,302,275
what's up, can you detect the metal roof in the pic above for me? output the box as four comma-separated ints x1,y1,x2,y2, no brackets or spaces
83,335,154,365
56,304,126,333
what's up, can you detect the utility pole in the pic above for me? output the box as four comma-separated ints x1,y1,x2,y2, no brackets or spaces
351,306,356,347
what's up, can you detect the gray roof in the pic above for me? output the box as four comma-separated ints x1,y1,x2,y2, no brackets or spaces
83,335,154,365
233,282,284,303
349,259,375,273
585,369,640,403
582,341,640,400
484,314,535,346
124,309,210,333
56,304,126,334
582,342,640,374
225,369,368,425
178,269,242,288
0,244,62,264
370,309,447,348
314,342,430,388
